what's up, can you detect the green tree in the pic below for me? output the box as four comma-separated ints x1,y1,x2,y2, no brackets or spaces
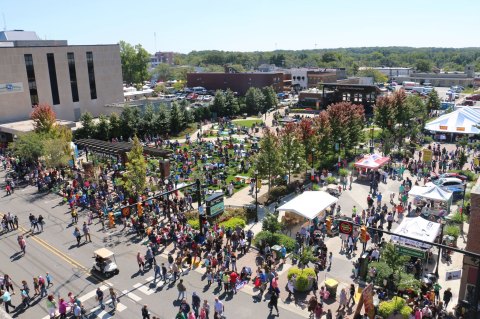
262,86,278,112
279,123,305,183
154,104,170,135
426,89,441,112
30,103,57,135
109,112,122,139
140,104,156,137
211,90,226,118
96,114,110,141
151,63,172,81
169,103,183,134
43,138,70,168
120,106,140,138
245,87,265,115
124,136,147,195
180,103,193,129
224,89,240,116
119,40,150,84
77,112,96,139
255,128,282,193
262,212,282,233
9,132,45,163
416,59,432,72
292,246,317,269
357,68,388,83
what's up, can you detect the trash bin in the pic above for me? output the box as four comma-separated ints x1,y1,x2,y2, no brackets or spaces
324,278,338,299
271,245,282,261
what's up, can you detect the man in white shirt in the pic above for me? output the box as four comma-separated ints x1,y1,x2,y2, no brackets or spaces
214,297,224,315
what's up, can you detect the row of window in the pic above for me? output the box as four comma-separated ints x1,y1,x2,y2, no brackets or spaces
341,92,376,103
24,52,97,107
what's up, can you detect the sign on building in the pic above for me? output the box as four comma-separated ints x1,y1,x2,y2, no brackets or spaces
0,82,23,95
395,244,427,259
206,192,224,218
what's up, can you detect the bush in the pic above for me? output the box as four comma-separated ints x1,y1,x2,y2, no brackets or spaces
423,136,433,144
188,218,200,230
378,297,412,319
325,176,337,184
339,168,349,177
449,170,478,182
449,210,468,224
219,217,246,229
445,224,460,238
287,267,316,292
268,186,288,202
253,230,296,252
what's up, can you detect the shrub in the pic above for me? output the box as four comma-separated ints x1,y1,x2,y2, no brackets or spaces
287,267,316,292
445,224,460,238
312,184,320,191
449,169,478,182
268,186,288,202
219,217,246,229
449,210,468,224
378,297,412,319
253,230,296,252
325,176,337,184
339,168,349,177
423,136,433,144
188,218,200,230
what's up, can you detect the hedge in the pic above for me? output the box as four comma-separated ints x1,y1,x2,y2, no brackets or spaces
449,169,478,182
187,217,246,231
287,267,316,292
378,297,412,319
253,230,296,252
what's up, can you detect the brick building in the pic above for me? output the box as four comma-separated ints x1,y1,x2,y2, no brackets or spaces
459,179,480,311
187,68,288,95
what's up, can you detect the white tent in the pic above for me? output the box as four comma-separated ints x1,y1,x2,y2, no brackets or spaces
391,217,441,249
424,107,480,134
408,184,453,202
354,153,390,169
277,191,338,221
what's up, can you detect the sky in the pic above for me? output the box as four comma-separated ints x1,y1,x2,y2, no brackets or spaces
2,0,480,54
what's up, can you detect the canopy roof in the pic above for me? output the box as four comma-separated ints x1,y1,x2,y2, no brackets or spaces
94,248,114,259
424,107,480,134
391,217,441,249
354,153,390,169
277,191,338,220
408,184,453,202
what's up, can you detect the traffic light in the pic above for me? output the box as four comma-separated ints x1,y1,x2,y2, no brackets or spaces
137,202,143,217
326,217,332,235
360,226,368,243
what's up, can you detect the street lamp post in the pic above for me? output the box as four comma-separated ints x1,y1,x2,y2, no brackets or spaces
370,123,375,154
311,147,316,177
338,138,342,170
255,169,259,223
434,219,446,278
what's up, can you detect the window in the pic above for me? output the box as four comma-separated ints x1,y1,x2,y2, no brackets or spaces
47,53,60,105
86,51,97,99
24,54,39,106
67,53,79,102
354,93,363,102
342,93,351,101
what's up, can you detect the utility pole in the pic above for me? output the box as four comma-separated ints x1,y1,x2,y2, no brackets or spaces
196,179,203,235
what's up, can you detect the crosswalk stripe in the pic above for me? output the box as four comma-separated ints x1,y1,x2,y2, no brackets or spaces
122,289,142,302
79,284,109,303
117,303,127,312
133,282,155,295
145,276,154,281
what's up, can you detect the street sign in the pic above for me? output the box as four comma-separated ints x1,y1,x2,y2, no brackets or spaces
206,192,224,218
395,245,427,259
339,220,353,235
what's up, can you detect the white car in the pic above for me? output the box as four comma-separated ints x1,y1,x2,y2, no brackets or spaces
433,177,465,190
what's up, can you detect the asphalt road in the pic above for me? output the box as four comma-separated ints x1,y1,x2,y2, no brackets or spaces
0,171,306,319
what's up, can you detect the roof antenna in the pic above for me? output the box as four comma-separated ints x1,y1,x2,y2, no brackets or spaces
154,32,157,53
2,13,6,31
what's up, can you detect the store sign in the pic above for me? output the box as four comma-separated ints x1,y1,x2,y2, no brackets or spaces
456,127,465,131
0,82,23,95
439,125,448,130
206,192,224,217
339,220,353,235
395,245,426,259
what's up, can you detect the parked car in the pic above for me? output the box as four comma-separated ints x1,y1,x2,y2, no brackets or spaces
430,172,467,182
433,177,465,190
466,94,480,101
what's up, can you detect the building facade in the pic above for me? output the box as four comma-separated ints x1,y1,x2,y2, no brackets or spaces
359,67,412,78
392,65,475,87
150,51,175,69
0,31,124,124
186,71,287,95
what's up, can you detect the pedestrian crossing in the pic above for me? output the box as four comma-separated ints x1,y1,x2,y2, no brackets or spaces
40,276,169,319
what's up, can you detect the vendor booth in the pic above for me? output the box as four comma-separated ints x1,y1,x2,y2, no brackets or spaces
277,191,338,224
424,107,480,135
354,154,390,179
391,217,441,249
408,183,453,217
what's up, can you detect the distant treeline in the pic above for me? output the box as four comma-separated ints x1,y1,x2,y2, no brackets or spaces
171,47,480,74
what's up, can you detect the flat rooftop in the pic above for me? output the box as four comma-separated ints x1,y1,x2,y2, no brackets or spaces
0,119,76,135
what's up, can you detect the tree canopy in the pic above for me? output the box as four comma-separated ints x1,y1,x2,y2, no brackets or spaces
119,40,151,85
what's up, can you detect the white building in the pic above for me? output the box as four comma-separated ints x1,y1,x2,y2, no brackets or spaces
359,67,412,78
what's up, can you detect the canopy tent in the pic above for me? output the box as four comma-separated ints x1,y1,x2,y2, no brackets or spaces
391,217,441,249
277,191,338,221
408,184,453,202
354,153,390,169
424,107,480,134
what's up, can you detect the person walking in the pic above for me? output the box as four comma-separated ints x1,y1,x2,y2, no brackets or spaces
137,252,145,272
214,298,224,317
268,291,279,315
2,290,16,313
4,274,14,294
38,214,44,232
192,292,201,317
337,288,347,311
96,287,105,310
443,287,452,309
82,222,91,242
46,294,57,318
200,299,210,319
177,279,187,300
18,235,26,254
73,227,82,246
108,287,117,310
348,284,356,306
46,272,53,287
153,262,161,283
142,304,151,319
39,275,48,297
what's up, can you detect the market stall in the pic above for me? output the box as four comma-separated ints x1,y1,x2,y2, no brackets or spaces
408,183,453,217
391,216,441,249
277,191,338,223
424,107,480,135
354,153,390,179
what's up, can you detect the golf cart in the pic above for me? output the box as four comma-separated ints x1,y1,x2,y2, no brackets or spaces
92,248,119,278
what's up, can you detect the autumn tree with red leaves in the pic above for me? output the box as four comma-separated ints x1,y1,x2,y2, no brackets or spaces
30,103,57,134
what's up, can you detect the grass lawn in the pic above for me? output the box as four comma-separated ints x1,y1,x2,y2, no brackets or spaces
232,119,263,128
